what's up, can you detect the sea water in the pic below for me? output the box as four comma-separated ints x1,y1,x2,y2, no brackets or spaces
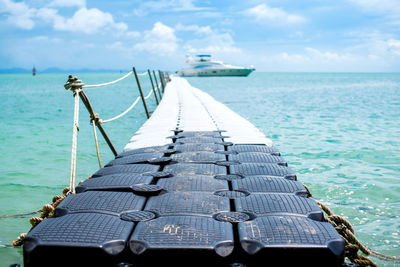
0,72,399,266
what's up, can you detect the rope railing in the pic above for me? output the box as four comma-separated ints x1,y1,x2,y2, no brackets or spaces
83,71,133,88
12,67,170,248
144,87,154,100
83,71,147,88
101,96,141,124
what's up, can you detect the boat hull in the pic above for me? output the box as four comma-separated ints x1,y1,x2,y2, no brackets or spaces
178,68,254,77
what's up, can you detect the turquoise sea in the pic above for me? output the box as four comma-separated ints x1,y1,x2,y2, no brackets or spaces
0,72,399,266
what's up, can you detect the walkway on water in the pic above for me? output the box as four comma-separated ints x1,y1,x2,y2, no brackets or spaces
23,76,345,267
125,77,272,151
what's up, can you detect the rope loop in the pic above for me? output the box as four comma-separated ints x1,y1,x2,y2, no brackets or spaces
317,200,378,266
328,214,355,234
29,217,43,227
90,113,101,125
64,75,85,91
12,186,71,247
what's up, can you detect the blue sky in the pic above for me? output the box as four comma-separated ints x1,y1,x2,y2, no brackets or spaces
0,0,399,71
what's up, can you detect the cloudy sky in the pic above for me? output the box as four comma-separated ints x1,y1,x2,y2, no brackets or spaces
0,0,399,71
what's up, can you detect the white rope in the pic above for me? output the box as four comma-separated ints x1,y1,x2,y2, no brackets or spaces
83,71,133,88
144,88,153,100
101,96,141,124
137,71,147,76
92,121,102,168
69,90,81,194
101,87,153,124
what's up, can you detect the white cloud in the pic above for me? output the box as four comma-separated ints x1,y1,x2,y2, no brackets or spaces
134,22,178,54
350,0,400,14
126,31,141,38
29,35,62,43
133,0,208,16
174,23,241,54
345,31,400,60
0,0,35,29
276,47,354,66
183,32,241,54
1,1,129,35
304,47,353,62
244,3,306,25
36,7,128,34
51,8,127,34
278,52,309,63
350,0,400,24
48,0,86,8
387,39,400,56
175,23,212,35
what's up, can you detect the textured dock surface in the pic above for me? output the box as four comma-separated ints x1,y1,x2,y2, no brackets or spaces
23,77,345,266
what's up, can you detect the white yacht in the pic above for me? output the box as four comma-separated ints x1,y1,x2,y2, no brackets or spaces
177,55,255,77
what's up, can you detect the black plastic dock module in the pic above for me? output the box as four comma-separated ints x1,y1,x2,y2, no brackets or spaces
144,192,230,217
75,173,153,193
116,145,170,158
105,152,165,167
156,175,229,192
234,194,323,221
129,216,234,262
230,163,297,180
228,144,281,155
173,143,225,152
231,176,308,196
170,151,226,163
238,216,345,266
175,131,223,138
23,132,347,267
175,136,224,144
92,164,160,177
164,163,227,176
23,213,134,267
54,191,147,217
229,152,287,165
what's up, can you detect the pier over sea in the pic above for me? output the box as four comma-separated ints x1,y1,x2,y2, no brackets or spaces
23,76,346,266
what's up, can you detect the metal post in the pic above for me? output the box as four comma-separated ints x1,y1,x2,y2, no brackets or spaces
153,70,162,99
158,70,165,93
148,69,159,105
133,67,150,119
78,91,118,157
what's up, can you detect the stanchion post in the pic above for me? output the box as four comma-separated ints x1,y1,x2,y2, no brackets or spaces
158,70,165,93
153,70,162,99
133,67,150,119
148,69,159,105
78,91,118,157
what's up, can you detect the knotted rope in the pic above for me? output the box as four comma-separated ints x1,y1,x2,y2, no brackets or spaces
12,187,70,246
64,75,84,194
304,184,400,266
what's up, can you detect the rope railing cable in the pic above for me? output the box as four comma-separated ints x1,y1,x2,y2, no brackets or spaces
101,87,152,124
144,88,153,100
101,96,141,124
82,71,147,89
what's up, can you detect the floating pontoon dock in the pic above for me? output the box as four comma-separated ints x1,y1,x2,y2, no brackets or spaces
23,76,345,266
